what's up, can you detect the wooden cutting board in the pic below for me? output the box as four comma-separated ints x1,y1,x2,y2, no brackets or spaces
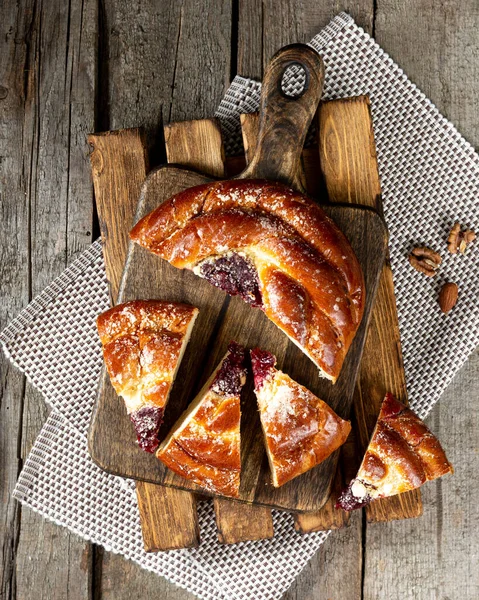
89,44,388,512
89,122,275,550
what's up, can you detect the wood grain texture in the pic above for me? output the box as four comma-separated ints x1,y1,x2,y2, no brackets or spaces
135,481,200,551
89,128,200,552
284,510,363,600
164,119,225,178
213,499,274,544
103,0,232,138
89,129,149,301
238,0,374,78
0,0,96,597
0,1,33,595
319,97,382,211
238,44,324,191
319,96,423,522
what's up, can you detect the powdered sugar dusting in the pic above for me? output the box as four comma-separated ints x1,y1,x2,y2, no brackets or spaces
261,382,297,423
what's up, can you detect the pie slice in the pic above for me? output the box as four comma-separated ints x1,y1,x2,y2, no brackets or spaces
250,348,351,488
336,393,454,510
157,341,247,498
97,300,198,453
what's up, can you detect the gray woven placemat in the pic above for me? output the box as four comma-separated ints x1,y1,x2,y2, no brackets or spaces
2,12,478,600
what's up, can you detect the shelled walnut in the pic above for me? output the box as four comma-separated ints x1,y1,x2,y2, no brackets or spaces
408,246,442,276
447,223,476,254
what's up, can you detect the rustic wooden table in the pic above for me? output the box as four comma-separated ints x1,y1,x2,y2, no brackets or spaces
1,1,478,599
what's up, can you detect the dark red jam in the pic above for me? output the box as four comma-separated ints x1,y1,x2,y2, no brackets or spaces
130,406,164,453
211,341,247,397
335,479,372,511
250,348,276,390
200,253,262,308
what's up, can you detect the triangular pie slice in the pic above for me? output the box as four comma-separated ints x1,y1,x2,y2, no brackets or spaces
97,300,198,453
336,393,454,510
250,348,351,488
157,341,247,498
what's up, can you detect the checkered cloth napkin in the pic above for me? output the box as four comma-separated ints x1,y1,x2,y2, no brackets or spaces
2,13,478,600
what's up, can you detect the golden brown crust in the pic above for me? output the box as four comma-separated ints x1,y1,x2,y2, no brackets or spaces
97,300,198,346
377,394,453,482
158,437,240,498
251,348,351,488
157,342,246,497
97,301,198,452
130,180,364,382
97,300,198,408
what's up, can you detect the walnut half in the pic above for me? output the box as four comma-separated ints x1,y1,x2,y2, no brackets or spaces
408,246,442,277
447,222,476,254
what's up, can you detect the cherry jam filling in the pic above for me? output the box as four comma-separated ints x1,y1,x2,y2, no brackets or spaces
130,406,164,453
199,253,262,308
250,348,276,390
211,341,246,396
335,479,373,511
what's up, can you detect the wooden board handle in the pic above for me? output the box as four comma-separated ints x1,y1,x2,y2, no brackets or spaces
239,44,324,191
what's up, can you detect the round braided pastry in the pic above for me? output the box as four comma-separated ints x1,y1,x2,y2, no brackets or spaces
130,179,365,383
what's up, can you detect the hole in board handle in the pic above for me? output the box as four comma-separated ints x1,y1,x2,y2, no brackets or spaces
280,62,309,99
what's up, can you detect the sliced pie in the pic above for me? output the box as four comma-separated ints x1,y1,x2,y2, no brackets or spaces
336,392,454,510
157,341,247,497
97,300,198,453
250,348,351,488
130,179,365,383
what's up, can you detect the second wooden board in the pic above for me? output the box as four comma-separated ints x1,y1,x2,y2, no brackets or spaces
89,164,388,512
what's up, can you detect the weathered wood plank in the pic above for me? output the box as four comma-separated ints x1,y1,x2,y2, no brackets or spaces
284,511,363,600
96,0,233,592
89,129,149,301
238,0,374,78
89,127,201,552
104,0,232,137
364,2,479,597
135,482,200,551
0,0,97,597
0,1,33,595
213,499,274,544
318,96,423,523
164,119,225,178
